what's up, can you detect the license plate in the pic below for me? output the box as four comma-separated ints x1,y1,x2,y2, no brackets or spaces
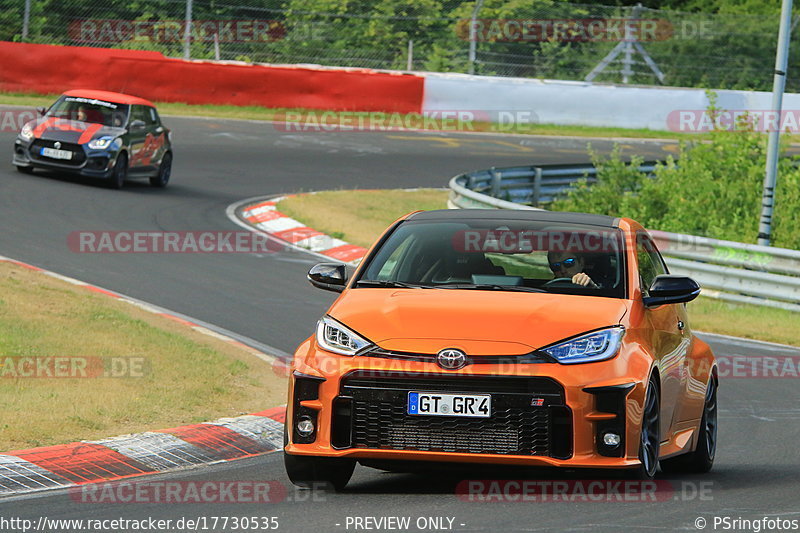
407,391,491,418
41,147,73,160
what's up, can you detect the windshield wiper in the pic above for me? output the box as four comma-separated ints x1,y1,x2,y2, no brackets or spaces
355,279,432,289
434,283,545,293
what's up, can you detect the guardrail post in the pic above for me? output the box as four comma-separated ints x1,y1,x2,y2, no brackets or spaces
22,0,30,40
183,0,193,60
468,0,486,75
533,167,542,207
490,167,501,198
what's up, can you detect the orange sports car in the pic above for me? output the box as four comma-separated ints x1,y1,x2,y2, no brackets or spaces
284,209,718,489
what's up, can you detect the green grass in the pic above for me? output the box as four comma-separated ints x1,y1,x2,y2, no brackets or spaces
0,90,700,141
0,262,286,451
278,189,450,249
686,297,799,347
277,189,799,347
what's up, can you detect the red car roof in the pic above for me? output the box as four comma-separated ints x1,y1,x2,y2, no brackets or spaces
62,89,156,108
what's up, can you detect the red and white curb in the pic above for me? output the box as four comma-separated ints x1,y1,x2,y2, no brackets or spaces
0,255,288,496
0,407,285,496
227,195,368,265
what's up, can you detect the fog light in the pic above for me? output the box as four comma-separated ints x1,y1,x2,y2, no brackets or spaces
296,416,315,437
603,432,621,447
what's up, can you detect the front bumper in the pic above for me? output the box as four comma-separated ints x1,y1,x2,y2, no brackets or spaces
285,341,650,469
13,138,116,178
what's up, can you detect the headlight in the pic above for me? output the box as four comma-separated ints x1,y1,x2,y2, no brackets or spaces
541,326,625,364
316,316,374,356
88,137,115,149
19,123,33,141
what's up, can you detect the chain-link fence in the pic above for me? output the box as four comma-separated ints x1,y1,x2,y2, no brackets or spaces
1,0,797,92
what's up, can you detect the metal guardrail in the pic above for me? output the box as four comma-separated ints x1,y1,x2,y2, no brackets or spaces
448,164,800,312
449,162,658,207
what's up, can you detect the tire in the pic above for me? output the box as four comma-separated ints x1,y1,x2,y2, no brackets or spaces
149,152,171,188
109,152,128,189
283,425,355,491
629,374,660,479
16,165,34,174
660,376,717,474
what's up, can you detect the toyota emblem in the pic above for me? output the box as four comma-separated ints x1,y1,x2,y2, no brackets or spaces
436,348,467,370
53,142,61,149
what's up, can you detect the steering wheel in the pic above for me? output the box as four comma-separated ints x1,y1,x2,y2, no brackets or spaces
542,277,583,288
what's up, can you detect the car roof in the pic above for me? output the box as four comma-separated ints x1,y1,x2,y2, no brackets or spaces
62,89,155,107
405,209,620,228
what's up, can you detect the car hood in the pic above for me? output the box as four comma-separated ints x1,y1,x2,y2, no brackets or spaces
29,118,125,144
328,289,630,356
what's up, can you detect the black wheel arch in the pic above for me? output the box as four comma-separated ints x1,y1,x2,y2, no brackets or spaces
647,365,662,395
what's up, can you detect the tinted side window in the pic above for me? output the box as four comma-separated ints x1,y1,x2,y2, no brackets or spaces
131,105,148,124
144,106,158,126
111,107,128,128
637,232,667,295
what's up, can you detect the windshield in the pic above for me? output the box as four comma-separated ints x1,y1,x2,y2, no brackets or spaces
358,219,627,298
47,96,129,128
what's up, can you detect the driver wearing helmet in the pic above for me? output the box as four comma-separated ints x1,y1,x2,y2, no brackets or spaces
547,250,599,288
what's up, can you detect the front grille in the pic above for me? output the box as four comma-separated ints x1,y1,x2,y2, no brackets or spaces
337,371,572,458
29,140,86,166
353,399,550,455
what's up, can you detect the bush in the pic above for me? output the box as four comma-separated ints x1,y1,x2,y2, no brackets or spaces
552,102,800,249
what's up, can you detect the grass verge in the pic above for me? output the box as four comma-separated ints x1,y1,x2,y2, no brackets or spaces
0,91,698,141
277,189,799,347
684,297,798,347
278,189,450,249
0,262,285,452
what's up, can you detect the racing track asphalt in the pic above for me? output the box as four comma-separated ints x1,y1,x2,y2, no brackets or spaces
1,113,798,532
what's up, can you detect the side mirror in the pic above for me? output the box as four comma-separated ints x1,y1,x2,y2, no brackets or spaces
130,119,145,130
308,263,348,293
36,107,47,116
643,275,700,308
